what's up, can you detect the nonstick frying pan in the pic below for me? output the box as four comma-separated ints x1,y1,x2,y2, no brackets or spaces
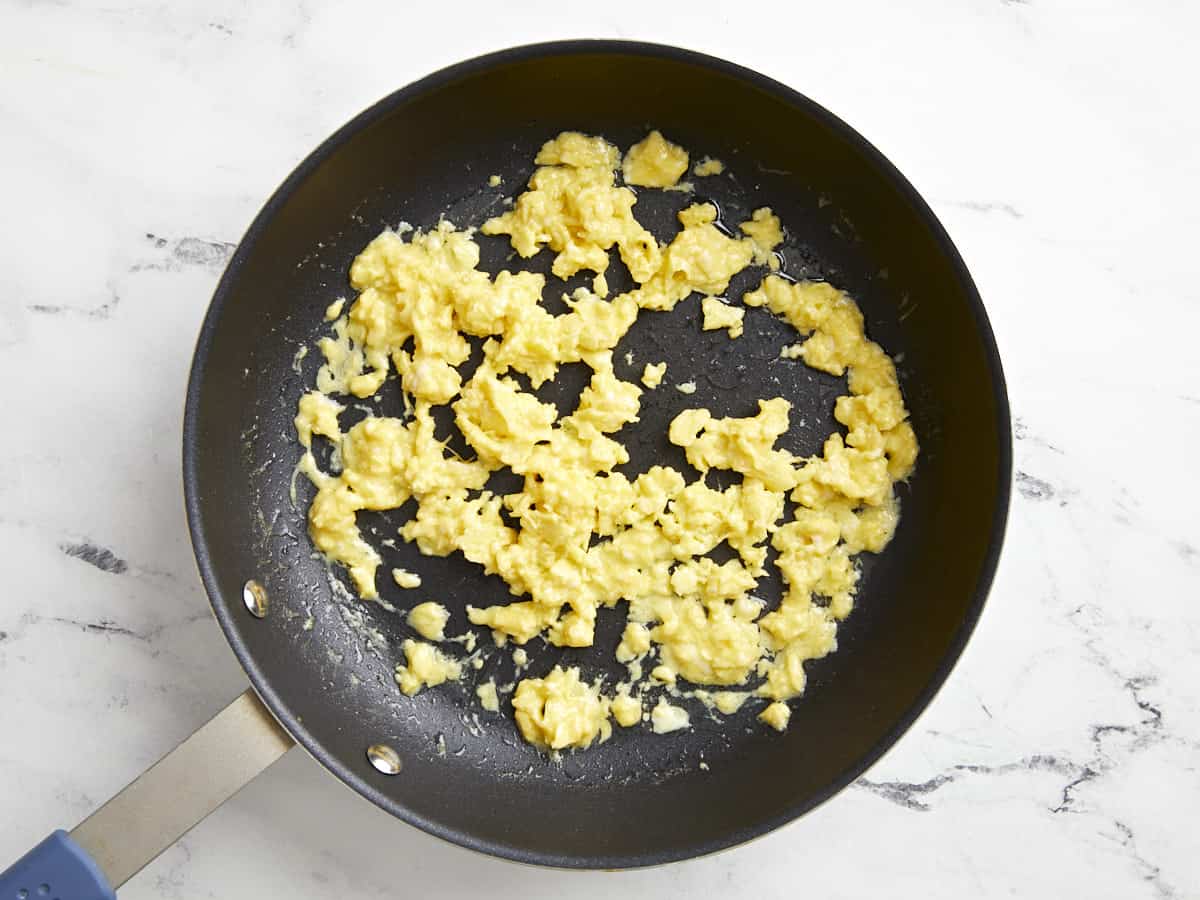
1,40,1010,896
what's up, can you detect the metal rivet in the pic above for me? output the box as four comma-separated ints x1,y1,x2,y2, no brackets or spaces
242,579,268,618
366,743,402,775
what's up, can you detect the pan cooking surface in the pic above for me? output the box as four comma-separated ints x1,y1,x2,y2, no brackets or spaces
264,136,903,775
185,41,1009,866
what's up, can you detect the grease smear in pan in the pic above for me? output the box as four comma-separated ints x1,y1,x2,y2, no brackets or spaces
292,131,917,752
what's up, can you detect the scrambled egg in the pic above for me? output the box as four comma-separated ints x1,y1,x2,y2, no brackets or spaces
641,362,667,389
482,132,659,292
476,680,500,712
740,207,784,270
650,698,691,734
611,691,643,727
407,601,449,641
759,701,791,731
512,666,611,750
395,639,462,696
622,130,689,188
391,568,421,589
701,297,745,338
294,130,917,752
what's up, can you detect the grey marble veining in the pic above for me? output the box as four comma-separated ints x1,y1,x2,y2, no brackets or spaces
2,1,1198,898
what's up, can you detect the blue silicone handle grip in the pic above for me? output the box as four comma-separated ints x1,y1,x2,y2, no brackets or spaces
0,831,115,900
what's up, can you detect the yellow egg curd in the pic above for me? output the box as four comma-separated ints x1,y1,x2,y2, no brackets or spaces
293,131,917,751
407,601,449,641
622,130,689,188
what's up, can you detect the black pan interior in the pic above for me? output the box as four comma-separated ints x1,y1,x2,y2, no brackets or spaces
184,41,1010,868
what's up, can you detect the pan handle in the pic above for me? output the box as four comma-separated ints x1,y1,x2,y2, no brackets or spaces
0,689,293,897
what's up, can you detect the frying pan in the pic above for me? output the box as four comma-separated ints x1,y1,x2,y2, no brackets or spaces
1,40,1010,896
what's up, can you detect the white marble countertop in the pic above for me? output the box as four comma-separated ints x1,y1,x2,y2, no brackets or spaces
2,2,1197,897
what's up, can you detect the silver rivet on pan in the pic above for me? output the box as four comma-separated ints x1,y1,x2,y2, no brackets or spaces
242,579,269,618
366,743,402,775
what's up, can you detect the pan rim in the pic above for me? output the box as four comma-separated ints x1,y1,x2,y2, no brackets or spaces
182,38,1012,869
